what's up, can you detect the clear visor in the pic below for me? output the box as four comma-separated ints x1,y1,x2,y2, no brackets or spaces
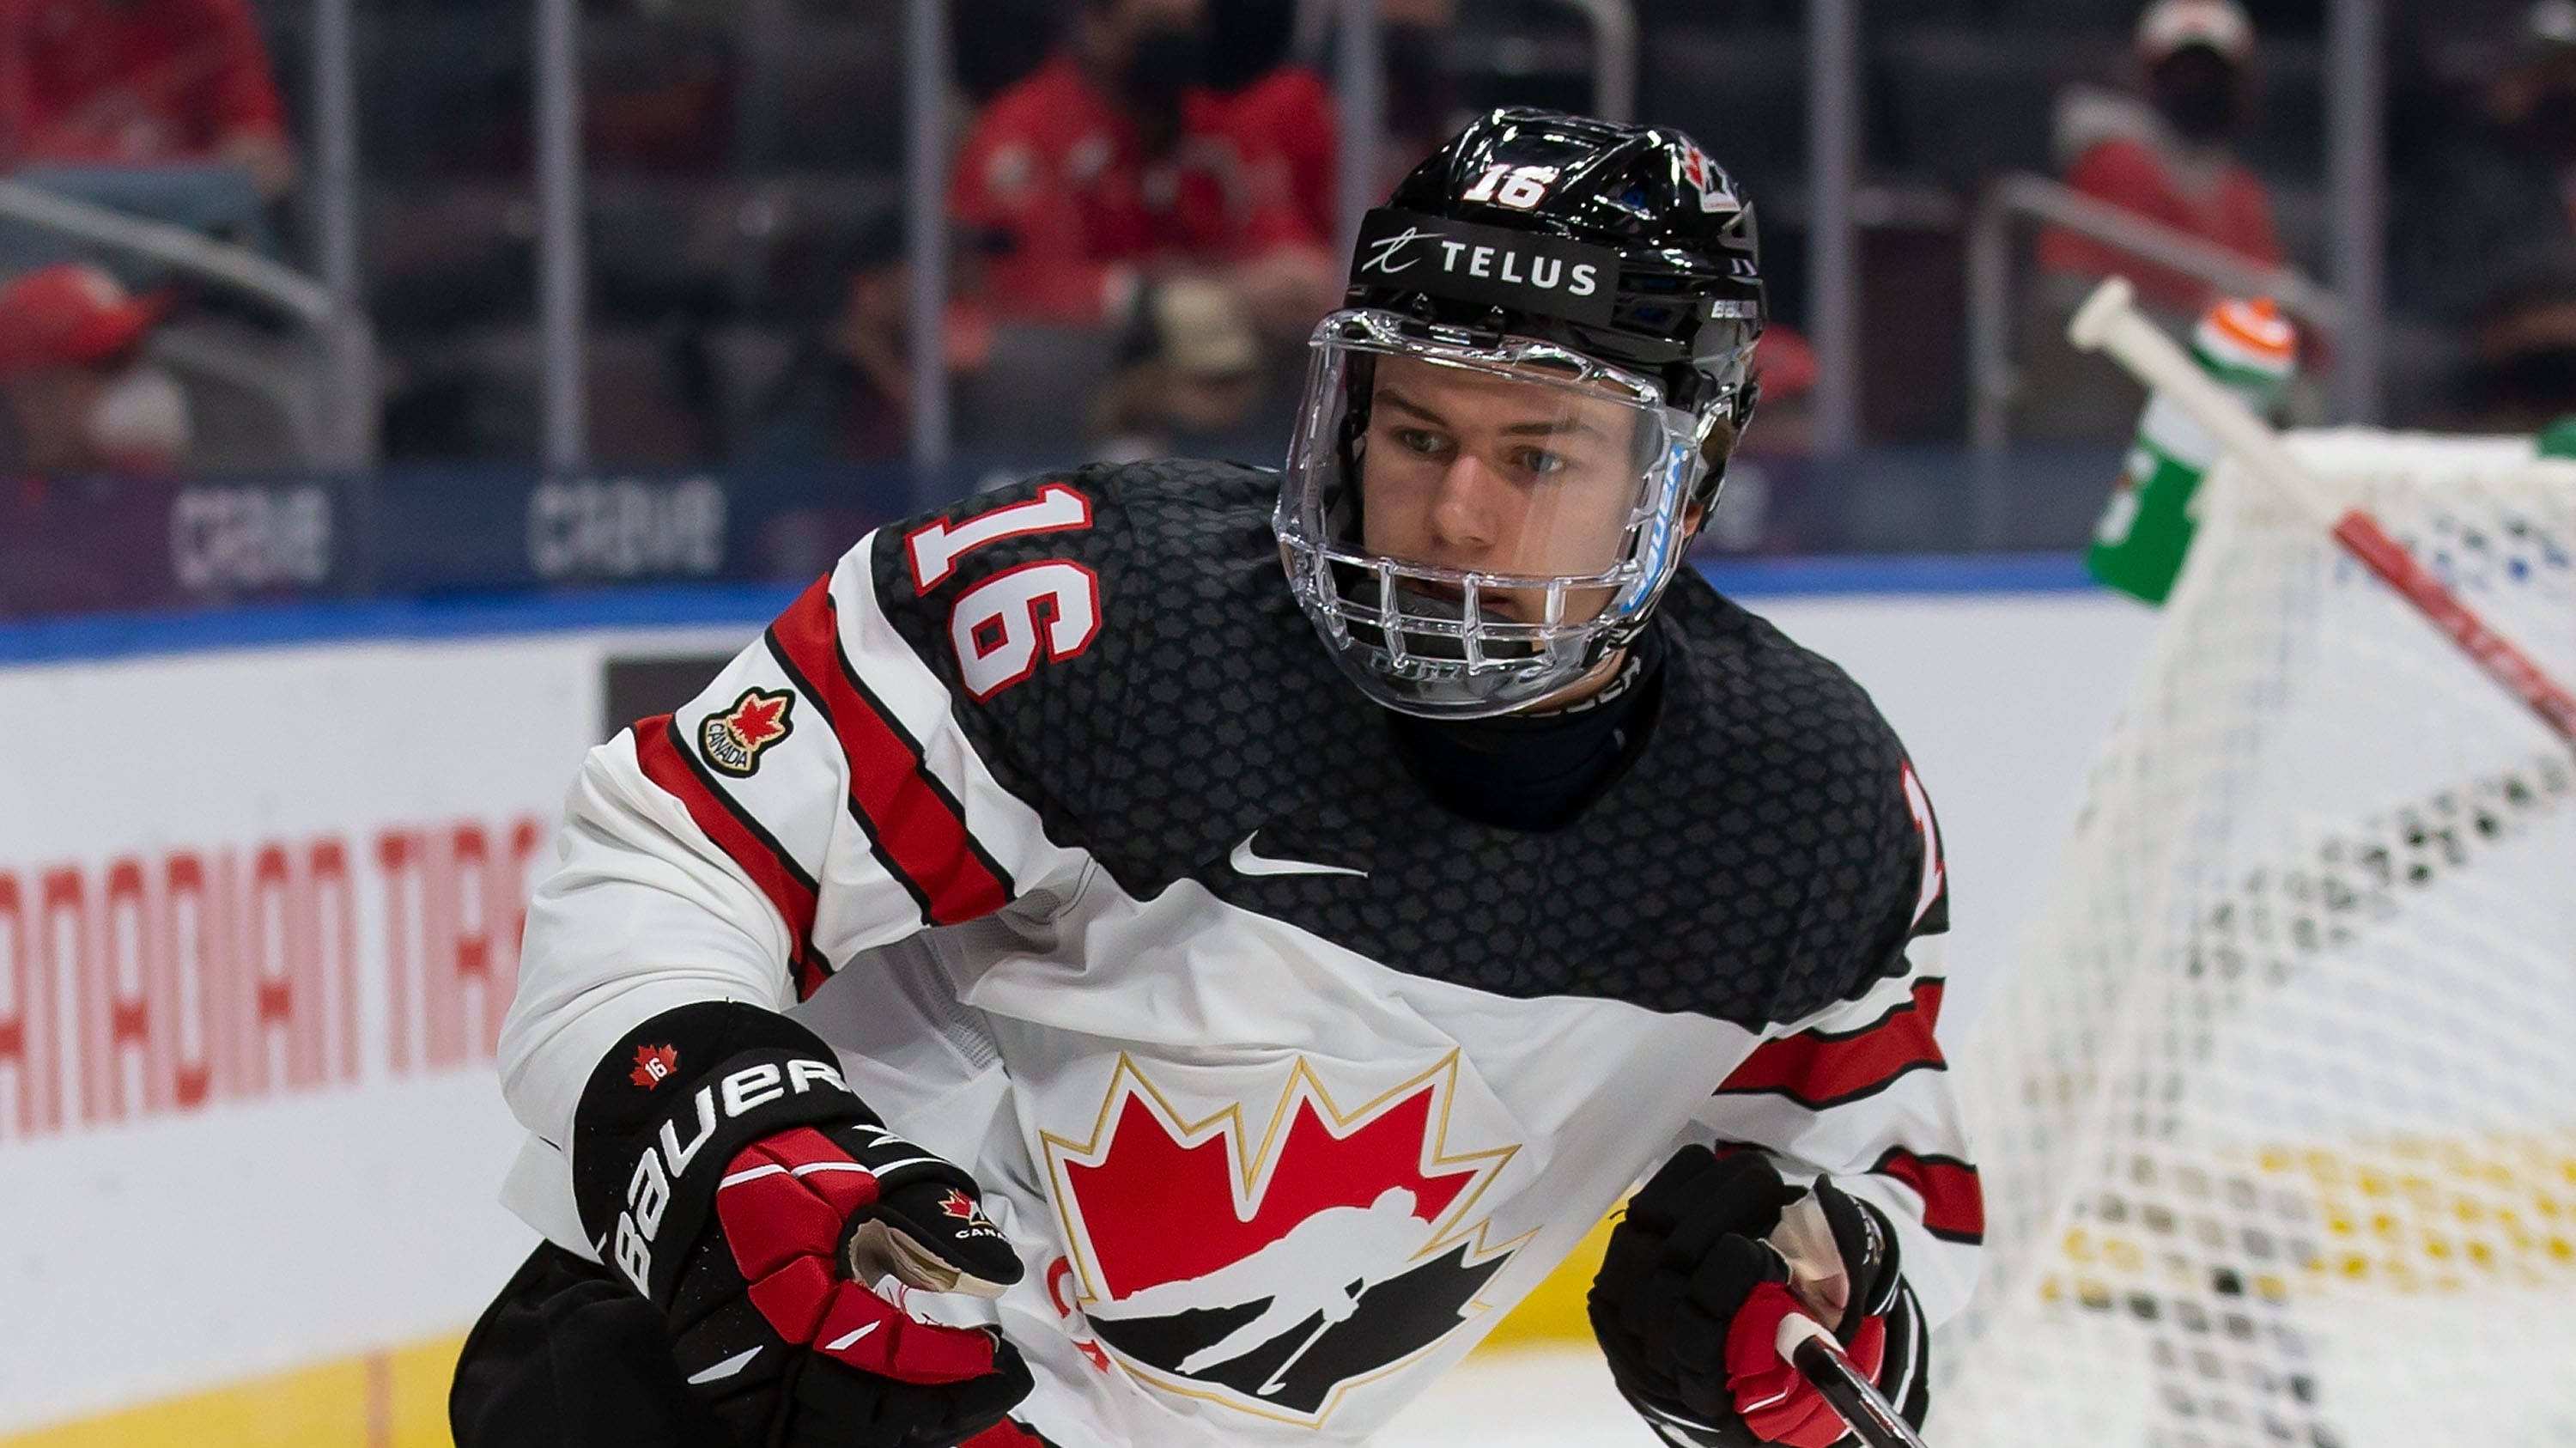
1276,309,1709,716
1291,310,1698,593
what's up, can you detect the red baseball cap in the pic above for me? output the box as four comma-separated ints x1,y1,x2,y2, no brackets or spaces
0,264,171,384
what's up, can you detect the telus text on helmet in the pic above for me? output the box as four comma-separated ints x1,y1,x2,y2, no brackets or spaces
1360,227,1600,299
1349,209,1621,327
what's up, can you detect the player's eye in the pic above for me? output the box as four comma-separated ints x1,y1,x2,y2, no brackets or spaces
1393,427,1451,459
1511,447,1571,478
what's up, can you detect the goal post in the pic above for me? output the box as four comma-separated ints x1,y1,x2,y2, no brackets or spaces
1933,430,2576,1448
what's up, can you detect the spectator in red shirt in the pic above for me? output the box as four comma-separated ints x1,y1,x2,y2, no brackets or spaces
1200,0,1464,246
0,0,295,198
2037,0,2281,313
0,262,191,476
950,0,1338,338
1205,0,1337,244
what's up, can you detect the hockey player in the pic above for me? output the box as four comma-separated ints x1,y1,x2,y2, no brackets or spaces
450,108,1979,1448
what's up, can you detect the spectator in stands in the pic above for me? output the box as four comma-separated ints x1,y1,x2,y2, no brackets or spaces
0,262,191,476
2463,261,2576,429
1206,0,1336,243
2037,0,2281,313
1089,274,1265,460
748,222,990,465
949,0,1339,339
1373,0,1467,197
0,0,296,199
2394,2,2576,334
1195,0,1463,242
1201,0,1465,248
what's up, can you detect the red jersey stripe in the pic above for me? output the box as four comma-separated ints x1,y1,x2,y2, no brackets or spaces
769,578,1013,927
632,715,829,998
1872,1147,1984,1244
1716,980,1947,1109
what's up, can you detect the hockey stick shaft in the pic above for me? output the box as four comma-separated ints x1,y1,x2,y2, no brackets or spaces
2067,276,2576,747
1776,1314,1930,1448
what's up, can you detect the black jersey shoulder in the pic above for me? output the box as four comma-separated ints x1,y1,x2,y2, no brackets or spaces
873,465,1934,1031
866,457,1303,848
1639,569,1934,1022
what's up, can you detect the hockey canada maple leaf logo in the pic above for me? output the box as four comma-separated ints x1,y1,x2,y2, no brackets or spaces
629,1043,678,1089
699,687,794,776
1042,1054,1527,1427
939,1188,981,1222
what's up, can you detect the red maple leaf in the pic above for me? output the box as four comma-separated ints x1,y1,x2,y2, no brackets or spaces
1060,1074,1485,1301
725,691,790,748
629,1043,679,1089
939,1187,979,1220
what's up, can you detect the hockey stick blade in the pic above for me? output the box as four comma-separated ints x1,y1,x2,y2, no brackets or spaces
2068,275,2576,749
1776,1313,1930,1448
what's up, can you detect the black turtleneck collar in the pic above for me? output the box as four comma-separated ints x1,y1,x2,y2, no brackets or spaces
1386,628,1667,832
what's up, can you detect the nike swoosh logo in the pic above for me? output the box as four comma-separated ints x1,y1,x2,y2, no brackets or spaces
822,1321,883,1353
686,1346,762,1384
1229,832,1367,879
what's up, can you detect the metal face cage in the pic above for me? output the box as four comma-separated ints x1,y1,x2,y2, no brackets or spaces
1275,308,1711,719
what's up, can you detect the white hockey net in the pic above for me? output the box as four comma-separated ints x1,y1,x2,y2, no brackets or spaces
1935,431,2576,1448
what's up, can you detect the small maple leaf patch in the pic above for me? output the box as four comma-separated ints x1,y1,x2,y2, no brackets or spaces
630,1043,679,1089
700,687,795,776
939,1188,979,1221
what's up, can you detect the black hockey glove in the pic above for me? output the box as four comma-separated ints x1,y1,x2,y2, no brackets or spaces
572,1001,1031,1448
1589,1147,1916,1448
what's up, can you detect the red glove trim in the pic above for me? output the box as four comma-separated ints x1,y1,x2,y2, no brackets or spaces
1722,1281,1886,1448
717,1128,1001,1384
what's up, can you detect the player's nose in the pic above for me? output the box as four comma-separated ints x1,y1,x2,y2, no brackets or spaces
1425,453,1505,557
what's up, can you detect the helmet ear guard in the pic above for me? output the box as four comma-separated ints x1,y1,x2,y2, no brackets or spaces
1688,372,1759,525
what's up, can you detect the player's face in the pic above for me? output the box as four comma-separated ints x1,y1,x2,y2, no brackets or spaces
1357,356,1645,622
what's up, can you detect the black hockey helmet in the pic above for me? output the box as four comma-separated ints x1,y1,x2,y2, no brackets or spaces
1277,109,1766,718
1357,107,1765,478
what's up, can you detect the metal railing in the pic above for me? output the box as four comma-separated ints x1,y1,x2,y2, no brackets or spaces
1553,0,1638,123
1808,0,1861,456
148,326,324,466
1965,172,2342,456
0,178,374,470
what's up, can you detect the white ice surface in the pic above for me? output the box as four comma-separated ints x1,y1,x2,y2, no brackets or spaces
1376,1346,1662,1447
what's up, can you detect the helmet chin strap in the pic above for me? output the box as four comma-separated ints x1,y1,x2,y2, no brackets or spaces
1515,645,1635,716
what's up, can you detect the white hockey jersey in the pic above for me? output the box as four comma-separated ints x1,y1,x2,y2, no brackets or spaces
495,460,1980,1447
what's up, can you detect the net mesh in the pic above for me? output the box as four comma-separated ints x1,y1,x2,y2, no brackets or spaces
1933,431,2576,1448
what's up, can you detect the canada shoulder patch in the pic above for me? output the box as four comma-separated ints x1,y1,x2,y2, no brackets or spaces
630,1043,679,1089
700,687,795,776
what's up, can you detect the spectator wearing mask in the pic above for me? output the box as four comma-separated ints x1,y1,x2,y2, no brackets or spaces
2038,0,2281,313
0,263,191,476
949,0,1339,338
1204,0,1336,243
1199,0,1463,245
0,0,296,199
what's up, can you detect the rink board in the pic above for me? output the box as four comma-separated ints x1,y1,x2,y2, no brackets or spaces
0,566,2152,1441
